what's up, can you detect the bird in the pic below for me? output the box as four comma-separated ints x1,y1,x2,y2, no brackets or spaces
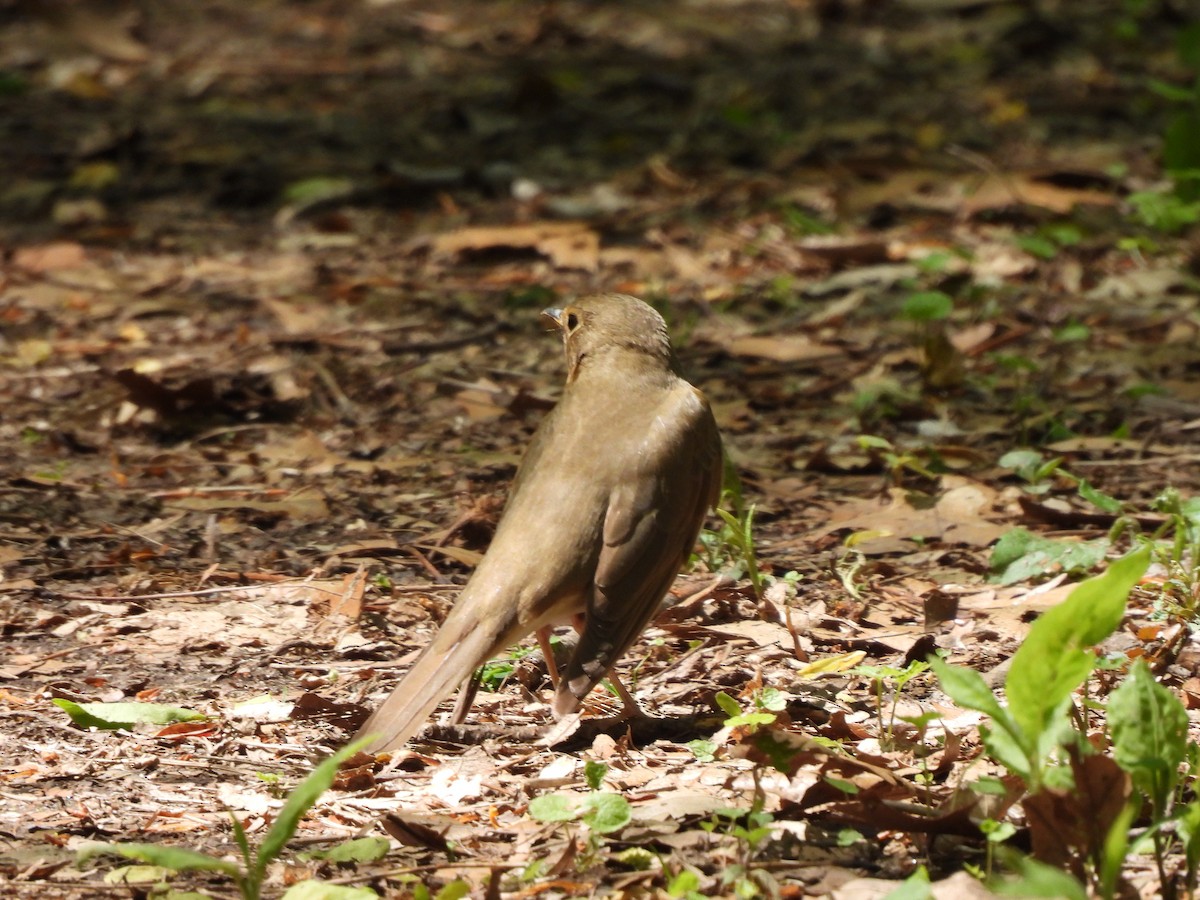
355,293,723,753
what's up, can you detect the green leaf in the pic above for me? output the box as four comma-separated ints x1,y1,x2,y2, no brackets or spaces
724,711,777,728
988,528,1109,585
612,847,655,870
667,869,703,897
881,864,932,899
929,655,1007,721
78,842,241,877
998,449,1045,478
433,881,471,900
824,776,858,795
856,434,893,451
584,760,608,792
1016,235,1058,260
1148,78,1198,104
581,793,632,834
527,794,576,823
1109,660,1188,810
1053,322,1090,343
931,638,1068,786
978,721,1034,783
282,176,356,205
254,739,373,884
688,739,717,762
993,851,1088,899
53,699,205,730
101,864,174,884
298,836,391,864
901,291,953,322
1005,547,1150,747
1077,480,1122,514
280,881,380,899
715,692,743,719
1177,799,1200,874
757,687,787,711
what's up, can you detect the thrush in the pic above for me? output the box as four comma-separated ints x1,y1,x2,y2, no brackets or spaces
355,293,723,752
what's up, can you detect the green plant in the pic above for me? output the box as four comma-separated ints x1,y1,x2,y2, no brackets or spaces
701,770,778,899
900,290,963,390
527,761,633,871
476,645,537,692
933,546,1150,792
698,460,767,597
716,688,786,733
1108,659,1191,896
850,660,932,751
932,548,1173,897
1148,487,1200,620
79,739,375,899
999,449,1121,513
856,434,940,484
1127,188,1200,234
1152,22,1200,201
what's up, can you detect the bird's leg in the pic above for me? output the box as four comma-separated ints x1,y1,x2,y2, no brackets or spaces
537,626,561,688
449,668,481,725
569,613,644,721
606,670,643,721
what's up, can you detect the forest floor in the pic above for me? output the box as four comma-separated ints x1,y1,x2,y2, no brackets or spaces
2,0,1199,897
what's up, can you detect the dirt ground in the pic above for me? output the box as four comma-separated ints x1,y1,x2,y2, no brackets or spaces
2,0,1199,897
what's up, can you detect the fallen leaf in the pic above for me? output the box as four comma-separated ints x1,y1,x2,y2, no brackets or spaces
430,222,599,271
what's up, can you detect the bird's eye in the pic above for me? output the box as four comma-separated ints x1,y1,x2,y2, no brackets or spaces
566,312,580,331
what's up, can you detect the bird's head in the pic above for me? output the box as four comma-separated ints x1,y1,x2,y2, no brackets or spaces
541,294,676,383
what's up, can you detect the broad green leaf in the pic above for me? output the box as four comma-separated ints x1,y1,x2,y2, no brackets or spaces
78,842,240,877
929,655,1007,721
527,794,575,823
1109,660,1188,809
988,528,1108,585
53,699,204,730
715,692,742,719
582,793,632,834
1005,547,1149,746
668,869,702,897
978,722,1032,783
688,739,716,761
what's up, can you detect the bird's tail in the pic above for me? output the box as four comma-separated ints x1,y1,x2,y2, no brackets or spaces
354,603,512,753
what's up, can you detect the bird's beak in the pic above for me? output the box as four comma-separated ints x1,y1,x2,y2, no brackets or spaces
541,307,565,331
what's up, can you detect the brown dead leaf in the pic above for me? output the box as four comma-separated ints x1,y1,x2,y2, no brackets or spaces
814,476,1006,548
963,172,1115,216
13,241,88,273
727,334,843,364
1025,753,1130,875
430,222,599,271
168,488,329,523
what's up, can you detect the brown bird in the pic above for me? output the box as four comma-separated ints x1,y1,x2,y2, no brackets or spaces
355,294,723,753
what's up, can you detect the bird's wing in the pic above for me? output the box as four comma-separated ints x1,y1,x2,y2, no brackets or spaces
557,383,723,712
